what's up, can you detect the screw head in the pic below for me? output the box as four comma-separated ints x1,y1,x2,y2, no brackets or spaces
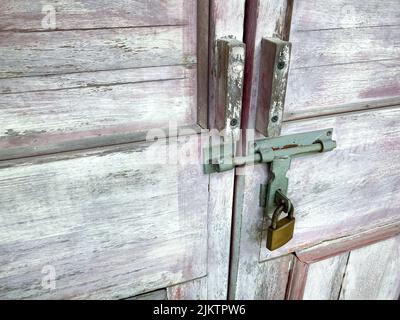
230,118,238,127
277,61,285,70
271,115,279,123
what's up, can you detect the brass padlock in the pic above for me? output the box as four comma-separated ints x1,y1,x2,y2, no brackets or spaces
266,201,295,251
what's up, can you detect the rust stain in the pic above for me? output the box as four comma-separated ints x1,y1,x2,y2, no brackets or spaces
272,144,298,151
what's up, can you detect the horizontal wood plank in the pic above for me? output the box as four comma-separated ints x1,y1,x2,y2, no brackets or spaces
285,60,400,120
260,106,400,260
0,0,192,31
291,0,400,31
0,137,208,299
0,65,191,94
297,220,400,263
290,26,400,69
0,26,196,78
0,68,196,154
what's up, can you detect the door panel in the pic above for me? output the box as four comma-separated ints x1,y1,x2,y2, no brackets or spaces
285,0,400,119
0,0,198,159
0,0,243,300
297,235,400,300
232,0,400,299
0,138,208,299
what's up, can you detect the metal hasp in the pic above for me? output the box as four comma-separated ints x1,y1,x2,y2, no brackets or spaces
204,129,337,250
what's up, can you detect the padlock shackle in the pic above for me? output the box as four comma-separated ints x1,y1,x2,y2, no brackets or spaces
271,200,294,230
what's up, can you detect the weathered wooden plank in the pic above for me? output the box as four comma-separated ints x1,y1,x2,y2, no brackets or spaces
197,0,210,129
0,65,189,94
297,220,400,264
208,0,245,129
286,257,309,300
0,0,191,31
0,69,196,153
285,60,400,120
291,0,400,31
302,253,349,300
205,0,245,299
256,38,291,137
215,38,245,140
239,256,292,300
229,166,293,299
0,125,202,163
167,277,208,300
0,137,208,299
207,169,235,300
168,153,236,300
260,106,400,260
290,26,400,69
0,26,196,78
241,0,292,144
339,236,400,300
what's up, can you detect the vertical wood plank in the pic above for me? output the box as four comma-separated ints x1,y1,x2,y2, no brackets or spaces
197,0,210,128
246,256,293,300
205,0,245,300
207,170,235,299
208,0,245,128
229,166,293,299
242,0,293,139
286,257,309,300
215,39,245,140
303,253,349,300
256,38,291,137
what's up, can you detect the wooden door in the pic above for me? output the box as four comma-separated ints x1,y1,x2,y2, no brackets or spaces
0,0,245,300
230,0,400,299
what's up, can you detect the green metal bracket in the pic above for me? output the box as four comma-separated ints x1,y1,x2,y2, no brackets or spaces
204,128,336,219
204,129,335,172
